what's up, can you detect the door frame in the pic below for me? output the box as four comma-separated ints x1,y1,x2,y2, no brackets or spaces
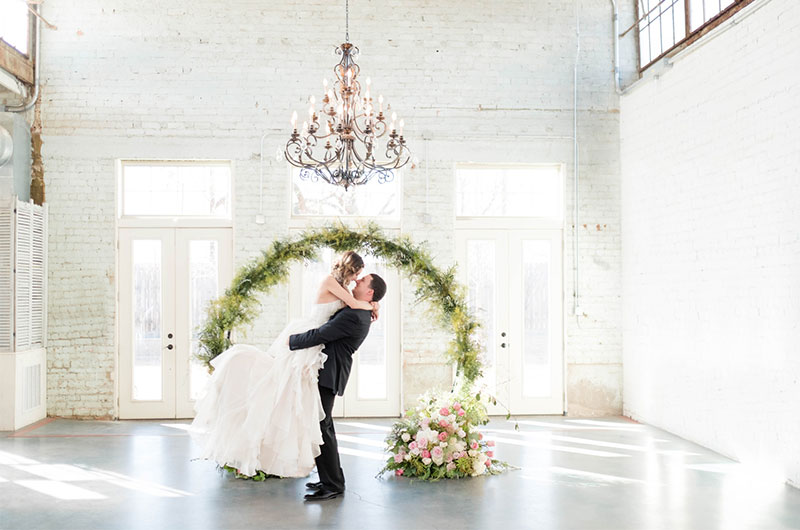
117,227,233,419
455,225,565,415
287,242,402,418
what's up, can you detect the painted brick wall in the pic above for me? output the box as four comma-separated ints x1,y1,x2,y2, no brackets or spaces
39,0,631,417
620,0,800,486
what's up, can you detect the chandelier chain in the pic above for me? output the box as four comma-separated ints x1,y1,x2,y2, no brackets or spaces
345,0,349,43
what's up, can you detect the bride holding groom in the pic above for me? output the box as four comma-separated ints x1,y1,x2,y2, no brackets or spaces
190,251,387,501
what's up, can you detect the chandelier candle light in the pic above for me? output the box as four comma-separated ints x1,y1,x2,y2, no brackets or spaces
283,0,411,190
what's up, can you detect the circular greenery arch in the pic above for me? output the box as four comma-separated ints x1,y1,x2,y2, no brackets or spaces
197,223,482,384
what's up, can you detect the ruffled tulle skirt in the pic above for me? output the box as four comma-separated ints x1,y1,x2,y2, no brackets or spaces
189,318,328,477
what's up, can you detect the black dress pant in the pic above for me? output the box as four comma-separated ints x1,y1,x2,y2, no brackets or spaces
316,384,345,492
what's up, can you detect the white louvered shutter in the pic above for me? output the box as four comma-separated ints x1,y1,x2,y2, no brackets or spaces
29,202,45,346
15,199,32,350
0,196,13,352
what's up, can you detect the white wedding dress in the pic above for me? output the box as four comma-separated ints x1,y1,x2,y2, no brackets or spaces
190,300,344,477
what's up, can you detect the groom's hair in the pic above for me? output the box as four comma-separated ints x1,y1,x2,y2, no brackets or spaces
369,274,387,302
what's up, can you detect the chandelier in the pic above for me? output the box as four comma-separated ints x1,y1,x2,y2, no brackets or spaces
283,0,411,190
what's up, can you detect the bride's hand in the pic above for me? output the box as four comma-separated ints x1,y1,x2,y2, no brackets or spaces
370,301,380,322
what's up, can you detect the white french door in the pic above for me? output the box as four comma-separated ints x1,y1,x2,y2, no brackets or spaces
289,249,401,417
456,229,563,414
118,228,233,419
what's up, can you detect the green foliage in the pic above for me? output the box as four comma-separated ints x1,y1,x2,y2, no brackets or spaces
196,223,484,384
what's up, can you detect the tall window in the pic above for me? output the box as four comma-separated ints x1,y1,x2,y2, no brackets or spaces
0,0,30,55
638,0,752,69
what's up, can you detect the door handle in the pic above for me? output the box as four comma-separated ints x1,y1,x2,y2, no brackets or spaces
168,333,173,339
501,343,506,348
166,344,174,350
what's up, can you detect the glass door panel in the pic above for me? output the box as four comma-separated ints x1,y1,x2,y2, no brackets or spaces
175,229,233,418
131,240,164,401
119,229,176,418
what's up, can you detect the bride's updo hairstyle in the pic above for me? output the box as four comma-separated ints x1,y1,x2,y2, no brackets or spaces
331,251,365,286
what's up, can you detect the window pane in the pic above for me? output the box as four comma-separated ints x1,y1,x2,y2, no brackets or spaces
522,240,550,398
189,240,218,401
689,0,706,30
132,240,162,401
456,166,562,217
0,2,29,55
122,163,231,217
292,169,399,217
466,240,497,396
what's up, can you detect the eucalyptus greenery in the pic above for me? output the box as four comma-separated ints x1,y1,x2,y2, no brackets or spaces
197,222,483,383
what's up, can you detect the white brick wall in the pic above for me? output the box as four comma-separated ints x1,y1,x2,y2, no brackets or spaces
621,0,800,486
40,0,630,417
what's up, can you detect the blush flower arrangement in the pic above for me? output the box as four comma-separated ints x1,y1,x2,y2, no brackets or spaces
379,389,506,480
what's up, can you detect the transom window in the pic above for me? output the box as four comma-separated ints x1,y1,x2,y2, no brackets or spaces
119,161,232,218
291,168,400,218
456,165,562,218
637,0,753,69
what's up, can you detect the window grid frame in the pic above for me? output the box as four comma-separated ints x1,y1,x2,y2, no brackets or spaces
637,0,758,71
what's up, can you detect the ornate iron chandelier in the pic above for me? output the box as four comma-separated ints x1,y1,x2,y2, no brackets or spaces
283,0,411,190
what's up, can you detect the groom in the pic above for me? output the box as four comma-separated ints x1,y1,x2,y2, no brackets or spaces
288,273,387,501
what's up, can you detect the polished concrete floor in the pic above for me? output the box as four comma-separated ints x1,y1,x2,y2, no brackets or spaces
1,416,799,530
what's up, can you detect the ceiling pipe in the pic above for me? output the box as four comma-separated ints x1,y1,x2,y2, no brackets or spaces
2,3,41,113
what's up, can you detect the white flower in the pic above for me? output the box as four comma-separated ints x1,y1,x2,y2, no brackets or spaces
404,454,411,461
468,449,478,457
422,457,432,466
477,453,488,464
401,433,411,443
472,459,486,476
439,441,448,448
457,429,466,438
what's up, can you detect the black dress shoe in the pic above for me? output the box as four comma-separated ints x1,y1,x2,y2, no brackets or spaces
304,488,344,501
305,481,322,490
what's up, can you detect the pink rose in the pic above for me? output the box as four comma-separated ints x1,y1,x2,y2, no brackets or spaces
439,419,449,428
485,460,491,467
486,451,494,458
394,453,405,463
453,402,461,410
457,409,466,417
479,433,483,440
446,453,454,462
446,462,456,471
487,440,495,447
431,446,443,459
470,441,479,450
416,436,428,448
422,450,431,459
439,407,450,416
408,441,418,451
438,431,448,442
395,469,404,476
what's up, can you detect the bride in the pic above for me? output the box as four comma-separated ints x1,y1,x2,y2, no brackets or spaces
190,251,378,477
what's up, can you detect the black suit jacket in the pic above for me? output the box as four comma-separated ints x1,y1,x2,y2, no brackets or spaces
288,307,372,396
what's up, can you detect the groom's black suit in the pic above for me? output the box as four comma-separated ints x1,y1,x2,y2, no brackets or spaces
288,306,372,493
